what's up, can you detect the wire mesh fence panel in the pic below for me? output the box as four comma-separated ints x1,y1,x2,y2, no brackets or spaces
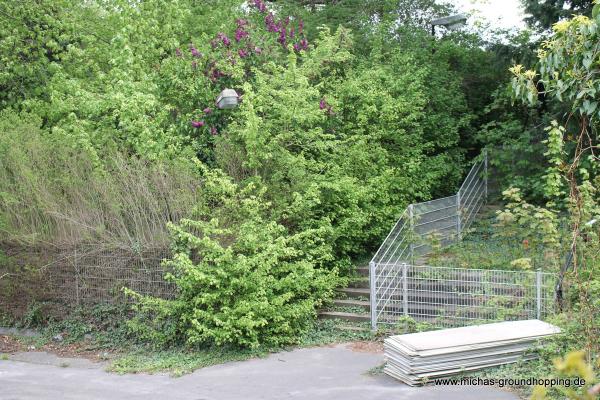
371,151,488,269
459,157,487,233
371,209,413,265
0,247,80,317
371,263,556,329
75,247,175,304
369,150,560,329
412,195,459,257
0,245,177,318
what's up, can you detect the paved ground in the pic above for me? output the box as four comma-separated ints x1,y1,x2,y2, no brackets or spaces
0,343,518,400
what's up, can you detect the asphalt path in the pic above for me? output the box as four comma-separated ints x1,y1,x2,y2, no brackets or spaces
0,343,519,400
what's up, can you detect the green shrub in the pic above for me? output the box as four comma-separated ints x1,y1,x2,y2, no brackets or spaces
127,169,343,349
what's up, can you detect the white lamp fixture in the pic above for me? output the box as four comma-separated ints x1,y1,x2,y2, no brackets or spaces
216,88,239,109
431,14,468,33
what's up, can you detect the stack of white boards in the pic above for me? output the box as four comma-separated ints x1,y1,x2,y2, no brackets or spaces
384,319,561,386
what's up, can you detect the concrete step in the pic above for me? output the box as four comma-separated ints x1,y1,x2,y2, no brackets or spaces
481,204,503,211
333,299,370,311
377,302,531,318
378,291,527,306
318,311,370,322
348,277,369,288
374,281,526,296
337,287,369,299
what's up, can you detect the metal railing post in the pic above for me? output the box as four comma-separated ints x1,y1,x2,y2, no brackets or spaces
402,263,409,317
408,204,415,265
456,192,462,241
74,248,80,306
536,269,542,319
484,149,489,201
369,261,377,331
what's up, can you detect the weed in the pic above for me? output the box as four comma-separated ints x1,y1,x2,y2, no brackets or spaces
366,363,385,376
299,319,373,346
107,345,265,376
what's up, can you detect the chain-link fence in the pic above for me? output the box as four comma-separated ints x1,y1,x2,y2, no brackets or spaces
371,263,556,329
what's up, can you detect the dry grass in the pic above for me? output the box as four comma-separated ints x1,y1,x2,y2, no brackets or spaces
0,126,202,251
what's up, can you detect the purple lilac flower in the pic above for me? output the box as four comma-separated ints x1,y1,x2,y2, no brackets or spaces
210,127,218,135
294,38,309,52
254,46,262,54
217,33,231,47
253,0,267,13
319,98,327,110
235,28,249,42
203,107,212,114
190,120,205,128
238,48,249,58
290,26,295,38
190,46,201,57
175,48,183,57
265,13,275,31
278,28,286,46
236,18,248,27
211,69,223,81
299,19,304,33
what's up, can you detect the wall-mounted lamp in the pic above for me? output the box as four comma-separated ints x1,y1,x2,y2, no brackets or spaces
216,88,239,109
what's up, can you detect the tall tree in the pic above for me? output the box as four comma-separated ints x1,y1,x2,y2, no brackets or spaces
522,0,593,31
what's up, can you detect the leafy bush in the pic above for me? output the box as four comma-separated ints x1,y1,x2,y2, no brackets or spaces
494,187,563,270
127,169,343,349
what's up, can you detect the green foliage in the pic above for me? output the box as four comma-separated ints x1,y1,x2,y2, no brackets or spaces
108,346,264,377
123,292,182,349
0,0,80,108
511,12,600,135
127,170,342,349
276,0,455,52
506,12,600,395
522,0,594,31
543,121,568,205
537,350,599,399
429,209,565,271
0,0,532,350
495,188,562,254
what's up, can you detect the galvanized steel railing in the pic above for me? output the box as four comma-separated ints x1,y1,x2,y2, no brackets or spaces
370,263,555,330
369,150,557,329
371,150,488,271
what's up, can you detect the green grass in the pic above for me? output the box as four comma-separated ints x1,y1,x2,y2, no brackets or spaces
426,211,564,272
299,319,374,346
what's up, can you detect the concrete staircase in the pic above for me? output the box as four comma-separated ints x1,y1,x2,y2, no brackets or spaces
318,266,371,329
317,204,504,329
